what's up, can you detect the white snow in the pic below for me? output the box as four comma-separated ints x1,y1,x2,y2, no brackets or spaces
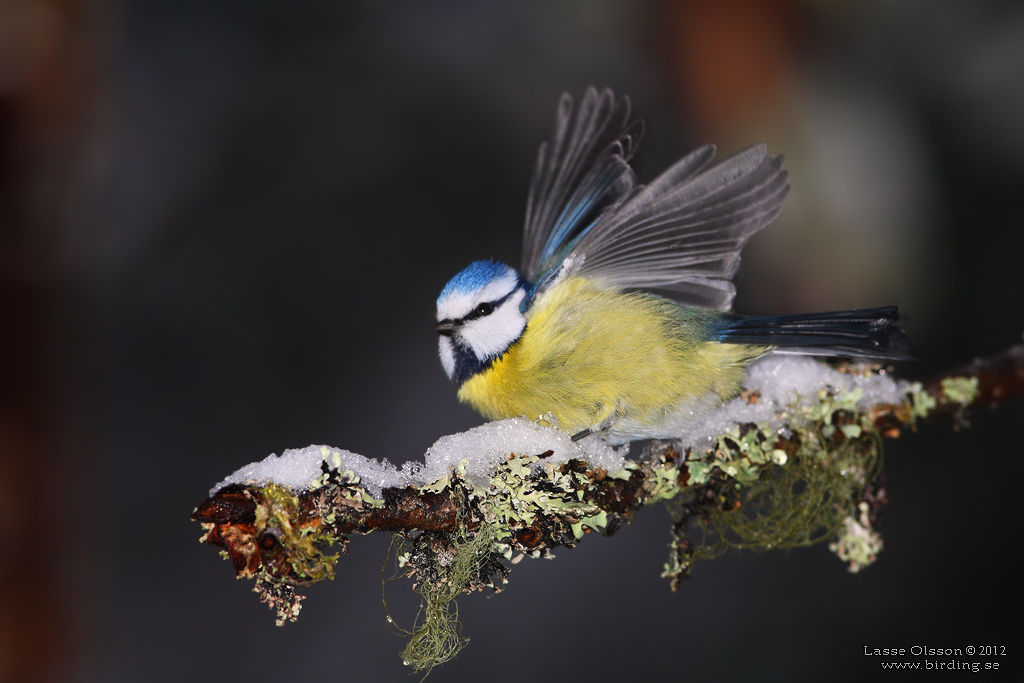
210,445,407,496
746,354,907,407
212,417,626,497
211,354,910,496
418,417,627,487
213,445,328,492
673,354,910,452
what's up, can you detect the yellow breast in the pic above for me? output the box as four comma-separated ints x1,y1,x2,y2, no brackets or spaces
457,277,762,434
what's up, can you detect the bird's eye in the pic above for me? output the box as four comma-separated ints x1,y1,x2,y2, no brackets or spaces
473,302,494,317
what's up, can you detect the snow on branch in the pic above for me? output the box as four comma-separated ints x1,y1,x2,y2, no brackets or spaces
191,345,1023,673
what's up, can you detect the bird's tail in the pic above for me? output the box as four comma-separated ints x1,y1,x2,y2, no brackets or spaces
717,306,913,360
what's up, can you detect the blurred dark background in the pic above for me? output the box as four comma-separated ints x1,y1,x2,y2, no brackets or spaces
1,1,1022,681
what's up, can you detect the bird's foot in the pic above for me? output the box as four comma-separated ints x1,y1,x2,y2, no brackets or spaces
571,411,619,442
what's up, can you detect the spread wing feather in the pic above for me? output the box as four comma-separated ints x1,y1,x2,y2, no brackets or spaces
524,89,790,311
521,87,641,282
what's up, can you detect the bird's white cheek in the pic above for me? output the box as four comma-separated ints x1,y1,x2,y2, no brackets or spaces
438,336,456,380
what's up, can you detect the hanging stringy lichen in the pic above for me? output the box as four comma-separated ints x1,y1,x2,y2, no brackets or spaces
666,426,883,572
396,522,499,674
657,367,901,587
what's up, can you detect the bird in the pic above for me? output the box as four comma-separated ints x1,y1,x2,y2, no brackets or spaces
434,87,910,444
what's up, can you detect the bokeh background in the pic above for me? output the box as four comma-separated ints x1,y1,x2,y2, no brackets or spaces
2,1,1022,681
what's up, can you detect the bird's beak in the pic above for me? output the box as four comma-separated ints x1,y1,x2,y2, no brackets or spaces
435,319,460,337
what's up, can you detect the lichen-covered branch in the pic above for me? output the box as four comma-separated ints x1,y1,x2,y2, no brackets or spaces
191,345,1024,672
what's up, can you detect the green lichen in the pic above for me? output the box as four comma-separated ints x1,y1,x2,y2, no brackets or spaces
471,453,618,542
829,501,884,573
908,381,938,419
683,422,790,489
644,454,683,501
313,447,386,506
941,376,979,406
255,483,339,583
664,368,896,582
400,523,497,674
694,433,878,558
396,451,655,671
207,363,935,666
253,572,305,627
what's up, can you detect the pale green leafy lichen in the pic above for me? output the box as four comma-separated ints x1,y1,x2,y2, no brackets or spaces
908,381,938,419
471,453,613,540
941,376,979,406
253,573,305,627
829,502,884,572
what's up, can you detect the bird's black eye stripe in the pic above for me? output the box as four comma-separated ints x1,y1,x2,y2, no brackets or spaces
463,301,494,321
463,287,520,322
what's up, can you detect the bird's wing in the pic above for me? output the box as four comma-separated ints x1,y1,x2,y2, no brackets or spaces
521,87,641,282
524,90,790,312
565,143,790,310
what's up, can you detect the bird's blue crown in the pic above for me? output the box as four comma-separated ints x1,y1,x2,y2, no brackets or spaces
439,260,519,301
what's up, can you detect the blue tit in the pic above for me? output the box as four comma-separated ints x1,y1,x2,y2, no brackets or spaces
435,87,910,443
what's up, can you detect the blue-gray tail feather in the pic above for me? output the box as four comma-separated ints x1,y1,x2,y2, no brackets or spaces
717,306,913,360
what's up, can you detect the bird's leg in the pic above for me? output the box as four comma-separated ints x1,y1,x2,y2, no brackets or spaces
570,428,594,442
571,407,620,442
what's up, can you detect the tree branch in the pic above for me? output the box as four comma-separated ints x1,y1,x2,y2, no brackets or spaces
191,344,1024,672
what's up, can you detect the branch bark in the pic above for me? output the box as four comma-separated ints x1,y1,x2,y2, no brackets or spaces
195,345,1023,537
